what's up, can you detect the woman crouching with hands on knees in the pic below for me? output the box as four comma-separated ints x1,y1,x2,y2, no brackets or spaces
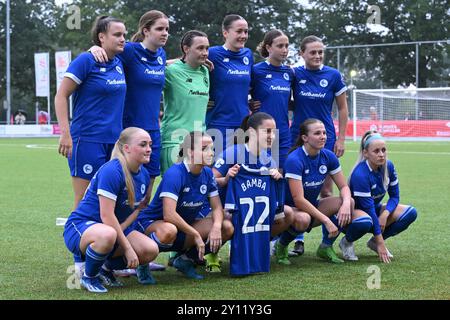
134,131,234,280
273,119,364,265
63,127,158,293
344,131,417,263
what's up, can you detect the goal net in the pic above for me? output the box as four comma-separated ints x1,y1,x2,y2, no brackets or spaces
350,87,450,141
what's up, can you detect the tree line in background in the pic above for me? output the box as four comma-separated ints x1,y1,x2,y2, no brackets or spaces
0,0,449,121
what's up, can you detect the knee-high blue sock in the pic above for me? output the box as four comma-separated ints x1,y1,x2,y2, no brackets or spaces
279,226,301,247
104,256,127,271
321,215,340,246
149,232,173,252
383,206,417,240
84,245,110,277
345,216,373,242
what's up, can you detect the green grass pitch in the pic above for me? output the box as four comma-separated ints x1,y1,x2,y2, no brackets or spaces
0,138,449,300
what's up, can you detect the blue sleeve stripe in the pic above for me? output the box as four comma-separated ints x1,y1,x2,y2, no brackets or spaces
97,189,117,201
160,192,178,201
285,173,302,180
64,72,81,85
335,86,347,96
330,166,342,175
354,191,372,197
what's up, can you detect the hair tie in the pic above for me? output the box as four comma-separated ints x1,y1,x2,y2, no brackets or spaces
364,133,384,149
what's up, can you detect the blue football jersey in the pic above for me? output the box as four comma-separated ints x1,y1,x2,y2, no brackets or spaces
119,42,166,131
65,52,127,144
291,65,346,144
213,144,277,204
138,161,219,225
225,165,284,276
251,61,293,138
284,146,341,206
349,160,400,236
206,46,253,128
71,159,150,223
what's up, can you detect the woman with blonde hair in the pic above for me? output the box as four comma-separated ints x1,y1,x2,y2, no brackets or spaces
63,127,158,293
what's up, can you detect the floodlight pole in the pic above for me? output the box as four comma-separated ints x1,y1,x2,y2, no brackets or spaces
6,0,11,124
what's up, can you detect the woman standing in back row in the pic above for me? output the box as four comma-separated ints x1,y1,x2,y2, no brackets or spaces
290,36,349,253
206,14,254,155
90,10,170,196
56,16,127,210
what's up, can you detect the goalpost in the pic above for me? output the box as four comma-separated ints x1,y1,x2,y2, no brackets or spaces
351,87,450,141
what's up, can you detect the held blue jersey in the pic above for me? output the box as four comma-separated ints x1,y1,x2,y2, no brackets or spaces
213,144,277,204
206,46,253,128
349,160,400,236
291,65,347,143
251,61,293,138
119,42,166,131
70,159,150,224
225,165,284,276
65,52,127,144
138,161,219,225
284,146,341,206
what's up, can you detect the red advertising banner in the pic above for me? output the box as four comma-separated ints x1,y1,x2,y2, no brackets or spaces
340,120,450,138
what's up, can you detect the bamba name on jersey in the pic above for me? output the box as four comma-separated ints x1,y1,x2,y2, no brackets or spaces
240,178,267,192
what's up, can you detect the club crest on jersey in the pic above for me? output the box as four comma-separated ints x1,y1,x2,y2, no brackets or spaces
319,165,327,174
100,67,106,72
283,73,290,81
223,58,230,62
265,74,272,79
305,169,310,174
116,66,123,74
204,77,209,86
243,57,249,65
83,164,93,175
299,79,306,84
319,79,328,87
157,56,163,65
141,57,148,62
141,184,146,194
200,185,207,194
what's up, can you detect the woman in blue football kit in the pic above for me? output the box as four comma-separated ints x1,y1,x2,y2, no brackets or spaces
90,10,169,196
135,132,234,280
56,16,127,210
206,14,254,155
290,35,350,253
273,119,363,265
63,127,159,293
213,112,292,236
342,131,417,263
251,29,293,171
292,35,349,196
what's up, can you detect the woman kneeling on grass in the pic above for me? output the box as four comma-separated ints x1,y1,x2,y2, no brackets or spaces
273,118,366,265
63,127,158,293
134,131,234,280
342,130,418,263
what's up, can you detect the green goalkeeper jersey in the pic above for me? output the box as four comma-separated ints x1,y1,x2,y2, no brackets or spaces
161,60,209,147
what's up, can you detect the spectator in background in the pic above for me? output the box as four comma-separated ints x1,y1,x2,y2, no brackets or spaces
15,111,26,125
38,110,50,124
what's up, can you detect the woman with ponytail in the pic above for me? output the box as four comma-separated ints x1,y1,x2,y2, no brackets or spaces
344,131,417,263
90,10,169,196
63,127,159,293
135,131,234,280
